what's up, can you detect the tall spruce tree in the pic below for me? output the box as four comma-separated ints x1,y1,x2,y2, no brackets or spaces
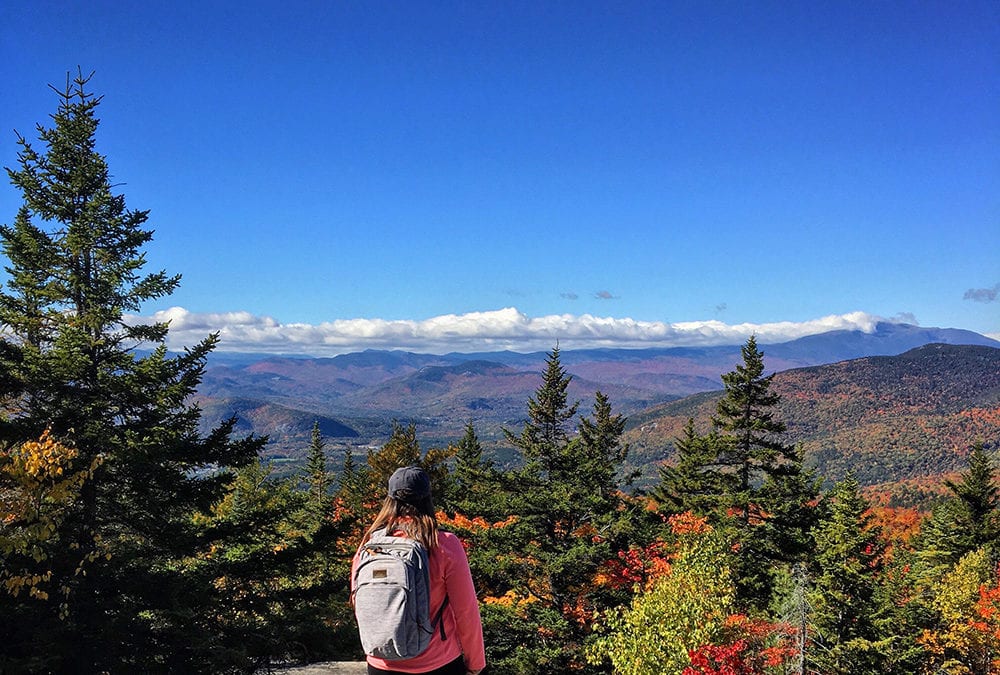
495,347,633,673
447,421,504,519
710,336,816,609
502,347,583,607
806,475,886,673
713,336,795,523
576,390,641,548
941,442,999,551
305,421,331,517
335,442,369,522
507,346,579,467
651,417,724,516
915,442,1000,584
0,72,261,670
577,391,633,495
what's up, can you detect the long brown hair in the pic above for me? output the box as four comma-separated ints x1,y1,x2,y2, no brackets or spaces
363,493,439,551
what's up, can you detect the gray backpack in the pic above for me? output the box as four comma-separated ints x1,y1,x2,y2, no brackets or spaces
352,530,450,660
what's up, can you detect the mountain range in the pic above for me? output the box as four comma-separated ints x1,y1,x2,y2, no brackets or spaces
625,343,1000,498
196,322,999,490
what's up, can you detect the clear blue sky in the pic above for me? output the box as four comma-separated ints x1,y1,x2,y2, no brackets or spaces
2,1,998,354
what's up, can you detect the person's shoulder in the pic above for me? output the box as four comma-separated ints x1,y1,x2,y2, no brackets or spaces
438,529,461,545
436,529,466,553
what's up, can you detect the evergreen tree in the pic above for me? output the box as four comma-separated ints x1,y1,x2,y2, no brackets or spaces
576,391,645,554
452,421,488,483
915,442,1000,588
490,348,633,673
0,71,261,670
806,475,885,674
340,442,359,490
366,420,422,493
447,421,504,519
651,418,724,516
305,421,331,517
710,335,817,609
189,458,358,670
757,445,822,564
336,442,367,510
506,346,579,470
577,390,634,496
501,347,583,610
712,335,796,524
942,442,999,551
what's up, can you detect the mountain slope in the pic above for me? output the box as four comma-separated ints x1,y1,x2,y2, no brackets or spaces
193,324,998,468
625,344,1000,491
763,322,998,364
195,397,360,447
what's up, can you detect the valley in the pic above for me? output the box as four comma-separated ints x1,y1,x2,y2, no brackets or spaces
195,323,1000,493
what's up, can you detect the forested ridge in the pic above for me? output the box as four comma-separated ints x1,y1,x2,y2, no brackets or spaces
191,335,998,481
3,75,999,674
627,343,1000,500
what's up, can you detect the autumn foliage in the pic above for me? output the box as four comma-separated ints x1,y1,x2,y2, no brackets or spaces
1,432,102,609
3,73,999,675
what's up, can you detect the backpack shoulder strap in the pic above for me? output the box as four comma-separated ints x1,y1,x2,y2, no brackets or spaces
431,595,450,640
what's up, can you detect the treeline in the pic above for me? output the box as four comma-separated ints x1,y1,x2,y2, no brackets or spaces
2,74,998,674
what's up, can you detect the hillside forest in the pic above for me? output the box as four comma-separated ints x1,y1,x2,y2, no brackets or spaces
3,74,1000,674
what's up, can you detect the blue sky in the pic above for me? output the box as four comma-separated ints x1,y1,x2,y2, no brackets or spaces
2,1,998,354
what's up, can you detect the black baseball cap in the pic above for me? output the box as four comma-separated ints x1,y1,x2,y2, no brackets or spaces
388,465,431,502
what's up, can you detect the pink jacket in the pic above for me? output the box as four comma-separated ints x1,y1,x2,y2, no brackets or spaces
353,529,486,673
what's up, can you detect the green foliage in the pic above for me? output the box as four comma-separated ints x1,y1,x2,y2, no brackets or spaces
914,442,1000,588
652,418,725,515
588,518,736,674
365,420,455,505
479,601,573,675
503,354,624,601
806,475,887,673
716,338,817,609
513,346,579,455
178,459,356,671
0,72,261,670
653,337,819,612
446,422,506,520
578,390,637,496
334,441,369,530
305,421,332,517
943,443,1000,545
446,347,643,673
712,336,796,523
865,554,931,673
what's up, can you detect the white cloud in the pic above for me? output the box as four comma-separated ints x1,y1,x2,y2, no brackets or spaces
126,307,887,356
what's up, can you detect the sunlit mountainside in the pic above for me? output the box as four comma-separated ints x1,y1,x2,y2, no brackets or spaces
196,323,999,491
626,343,1000,501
